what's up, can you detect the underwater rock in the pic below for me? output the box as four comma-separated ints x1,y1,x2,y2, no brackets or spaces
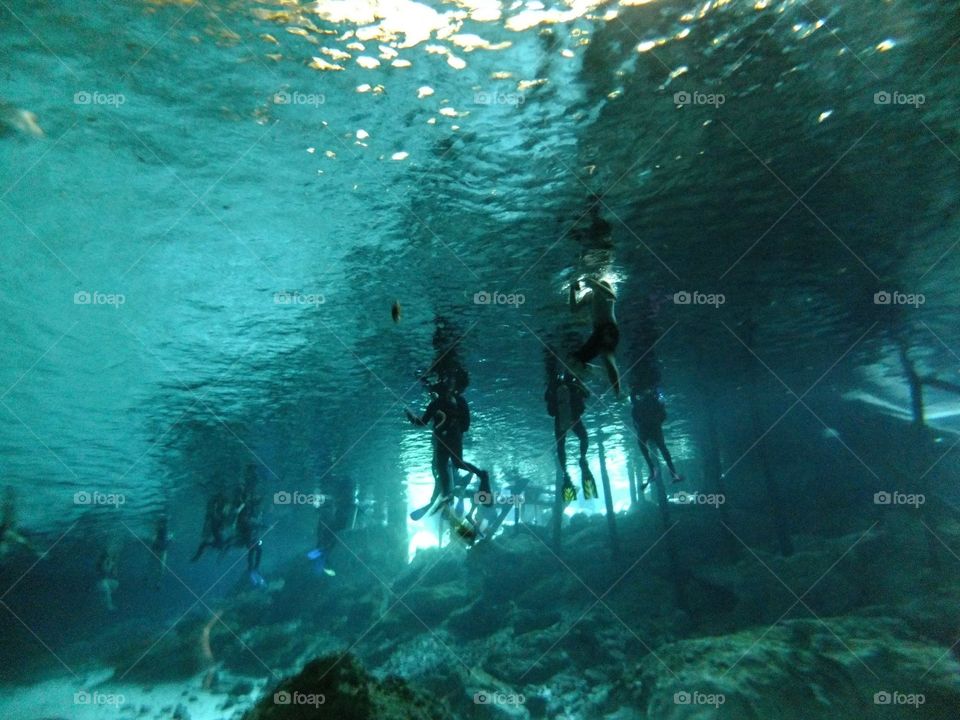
403,582,475,625
395,548,466,593
635,617,960,719
510,608,561,636
243,653,449,720
106,617,212,681
476,535,570,607
484,646,567,686
448,599,510,640
220,620,326,675
690,519,960,631
371,632,467,706
230,680,256,697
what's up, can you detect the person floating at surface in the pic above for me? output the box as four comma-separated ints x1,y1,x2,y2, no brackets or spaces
150,514,171,590
570,276,622,398
191,489,233,562
96,545,120,611
545,369,597,503
233,466,266,587
0,487,35,559
631,387,682,487
406,374,491,511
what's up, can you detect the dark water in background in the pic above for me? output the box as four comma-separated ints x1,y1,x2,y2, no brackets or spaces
1,0,960,690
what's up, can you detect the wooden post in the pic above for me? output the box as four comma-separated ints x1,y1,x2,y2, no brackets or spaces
749,396,794,556
513,478,521,534
627,457,639,508
650,465,687,611
744,321,794,557
553,467,563,552
703,392,736,560
899,344,926,431
596,430,621,558
898,344,940,568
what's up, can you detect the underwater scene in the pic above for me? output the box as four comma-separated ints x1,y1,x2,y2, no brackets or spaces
2,0,960,718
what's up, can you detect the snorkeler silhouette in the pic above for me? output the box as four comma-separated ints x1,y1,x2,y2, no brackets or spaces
233,466,266,587
191,488,233,562
406,374,491,511
545,366,597,503
570,276,622,398
96,545,120,611
150,514,171,590
308,477,358,577
631,387,682,487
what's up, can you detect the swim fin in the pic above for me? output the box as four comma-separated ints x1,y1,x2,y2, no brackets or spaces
582,473,598,500
409,502,433,521
409,492,451,521
562,481,578,505
580,463,599,500
307,549,337,576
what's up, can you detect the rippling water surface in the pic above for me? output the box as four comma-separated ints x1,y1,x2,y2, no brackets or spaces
1,0,959,552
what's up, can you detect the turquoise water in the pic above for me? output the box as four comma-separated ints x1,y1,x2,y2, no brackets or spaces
2,1,960,718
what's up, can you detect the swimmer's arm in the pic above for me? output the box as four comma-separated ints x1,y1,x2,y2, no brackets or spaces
569,282,589,312
406,400,436,426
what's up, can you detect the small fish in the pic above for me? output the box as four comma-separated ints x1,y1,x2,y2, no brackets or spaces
391,300,401,322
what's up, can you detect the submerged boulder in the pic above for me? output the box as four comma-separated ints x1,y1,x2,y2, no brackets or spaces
243,653,449,720
635,617,960,719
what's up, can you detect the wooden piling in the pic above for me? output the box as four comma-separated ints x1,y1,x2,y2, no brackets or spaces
553,467,563,552
596,430,620,558
744,321,794,557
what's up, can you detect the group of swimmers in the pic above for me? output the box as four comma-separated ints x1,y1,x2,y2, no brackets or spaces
1,264,682,605
189,464,272,587
403,274,682,540
188,465,359,589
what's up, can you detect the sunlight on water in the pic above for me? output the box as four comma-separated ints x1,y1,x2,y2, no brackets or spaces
3,0,960,714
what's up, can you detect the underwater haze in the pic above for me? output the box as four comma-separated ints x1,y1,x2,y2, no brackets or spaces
2,0,960,718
